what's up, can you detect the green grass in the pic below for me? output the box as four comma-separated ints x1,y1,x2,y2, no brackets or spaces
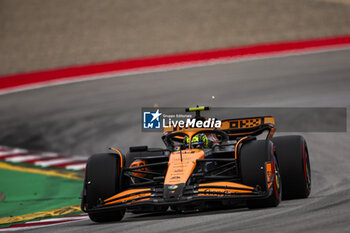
0,167,83,220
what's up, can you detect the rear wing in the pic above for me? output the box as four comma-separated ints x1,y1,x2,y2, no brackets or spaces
220,116,275,139
162,107,275,139
163,116,276,139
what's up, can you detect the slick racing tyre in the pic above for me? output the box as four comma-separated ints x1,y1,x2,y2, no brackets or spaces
240,140,281,208
272,135,311,199
84,153,125,222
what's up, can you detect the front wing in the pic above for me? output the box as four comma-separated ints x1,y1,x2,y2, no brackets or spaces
83,181,272,213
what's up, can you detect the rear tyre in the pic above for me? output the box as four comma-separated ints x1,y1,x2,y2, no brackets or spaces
272,136,311,199
84,153,125,222
239,140,281,209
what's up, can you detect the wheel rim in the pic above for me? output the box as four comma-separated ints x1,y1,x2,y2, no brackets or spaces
273,156,281,199
303,141,311,194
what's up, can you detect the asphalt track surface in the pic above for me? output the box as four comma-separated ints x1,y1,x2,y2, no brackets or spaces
1,49,350,232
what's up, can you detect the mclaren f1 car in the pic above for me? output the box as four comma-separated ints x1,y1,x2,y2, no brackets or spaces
81,106,311,222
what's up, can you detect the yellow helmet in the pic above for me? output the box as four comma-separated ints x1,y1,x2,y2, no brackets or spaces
183,134,209,149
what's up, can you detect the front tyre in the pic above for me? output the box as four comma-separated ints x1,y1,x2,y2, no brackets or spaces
247,155,282,209
88,210,125,223
239,140,281,209
83,153,125,222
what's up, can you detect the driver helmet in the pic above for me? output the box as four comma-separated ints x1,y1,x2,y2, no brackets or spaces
183,133,209,149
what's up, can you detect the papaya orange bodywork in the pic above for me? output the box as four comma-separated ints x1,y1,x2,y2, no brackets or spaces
164,116,276,139
198,188,252,196
164,149,204,185
198,181,254,190
130,160,149,178
265,162,273,189
110,147,124,167
104,188,151,205
235,136,248,159
198,181,255,196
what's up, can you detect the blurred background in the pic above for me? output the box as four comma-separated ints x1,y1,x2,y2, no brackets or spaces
1,0,350,76
0,0,350,155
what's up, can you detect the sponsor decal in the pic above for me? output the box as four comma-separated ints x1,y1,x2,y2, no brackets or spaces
142,108,221,131
143,109,162,129
168,185,178,190
163,117,221,128
229,118,261,129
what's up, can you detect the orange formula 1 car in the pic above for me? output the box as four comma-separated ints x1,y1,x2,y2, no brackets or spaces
81,107,311,222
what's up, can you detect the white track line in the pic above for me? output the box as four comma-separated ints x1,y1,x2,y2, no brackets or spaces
0,149,27,157
0,146,87,170
65,163,87,170
0,216,89,232
1,46,349,97
5,155,43,162
30,215,88,223
3,152,60,162
34,158,84,167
